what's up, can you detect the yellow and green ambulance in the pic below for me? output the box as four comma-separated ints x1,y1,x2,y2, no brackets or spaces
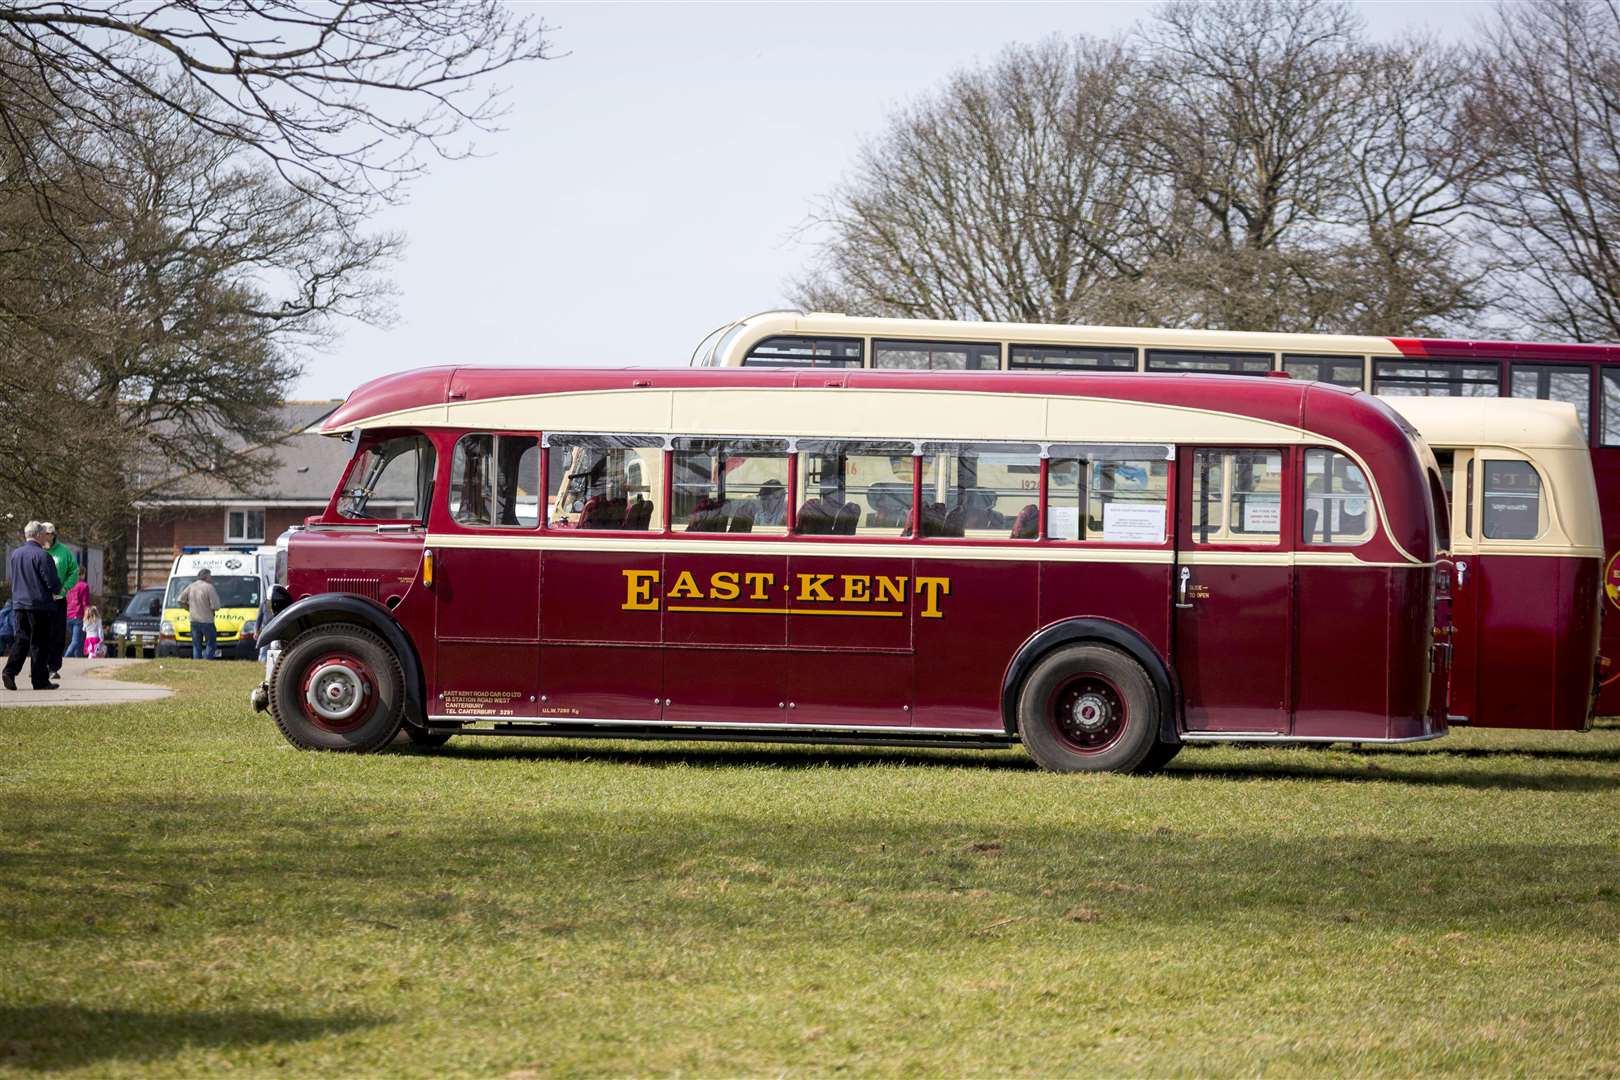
158,547,272,659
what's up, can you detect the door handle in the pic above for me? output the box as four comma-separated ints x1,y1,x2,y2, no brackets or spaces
1176,566,1194,609
1455,560,1468,588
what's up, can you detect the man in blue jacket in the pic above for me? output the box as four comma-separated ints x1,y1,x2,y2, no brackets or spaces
4,521,62,691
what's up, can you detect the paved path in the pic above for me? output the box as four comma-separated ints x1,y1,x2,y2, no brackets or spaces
0,657,173,707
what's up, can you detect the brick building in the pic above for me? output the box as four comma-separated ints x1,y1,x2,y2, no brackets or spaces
127,401,410,589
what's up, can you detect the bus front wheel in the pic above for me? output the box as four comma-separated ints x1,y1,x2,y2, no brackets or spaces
269,624,405,752
1017,644,1158,773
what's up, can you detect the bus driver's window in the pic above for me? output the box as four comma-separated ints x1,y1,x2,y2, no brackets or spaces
449,434,539,528
546,435,665,531
338,433,437,522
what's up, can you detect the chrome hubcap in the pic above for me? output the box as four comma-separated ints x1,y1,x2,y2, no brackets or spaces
1071,692,1111,732
305,662,366,721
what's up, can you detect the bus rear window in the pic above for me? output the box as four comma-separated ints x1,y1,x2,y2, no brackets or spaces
1482,460,1542,540
1302,449,1373,545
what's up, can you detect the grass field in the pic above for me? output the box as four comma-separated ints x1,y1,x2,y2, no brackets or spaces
2,660,1617,1077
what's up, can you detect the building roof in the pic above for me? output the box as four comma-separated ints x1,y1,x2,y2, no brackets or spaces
136,400,409,508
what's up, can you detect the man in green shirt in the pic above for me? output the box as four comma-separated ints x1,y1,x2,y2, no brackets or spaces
40,523,78,677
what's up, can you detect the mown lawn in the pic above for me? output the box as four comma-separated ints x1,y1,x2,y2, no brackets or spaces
1,660,1617,1077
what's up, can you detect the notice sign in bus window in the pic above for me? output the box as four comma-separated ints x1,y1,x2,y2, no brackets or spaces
1103,503,1165,542
1047,506,1081,540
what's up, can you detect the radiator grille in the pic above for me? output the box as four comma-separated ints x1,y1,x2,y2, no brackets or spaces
327,577,381,600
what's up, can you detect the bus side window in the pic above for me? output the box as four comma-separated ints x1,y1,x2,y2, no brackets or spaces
672,438,790,534
918,442,1041,540
1302,449,1373,545
449,434,540,528
1481,460,1543,540
1048,447,1168,542
546,435,666,531
794,439,916,537
1190,449,1283,544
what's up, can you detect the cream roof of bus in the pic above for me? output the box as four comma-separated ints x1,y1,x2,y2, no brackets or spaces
1385,396,1602,555
344,385,1347,447
707,311,1405,362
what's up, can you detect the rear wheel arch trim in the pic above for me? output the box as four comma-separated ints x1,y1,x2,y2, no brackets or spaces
1001,618,1179,743
259,594,425,723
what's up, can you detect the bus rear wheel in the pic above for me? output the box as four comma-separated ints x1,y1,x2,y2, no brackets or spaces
1017,644,1158,773
269,624,405,752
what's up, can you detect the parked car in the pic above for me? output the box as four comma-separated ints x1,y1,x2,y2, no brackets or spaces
111,587,165,658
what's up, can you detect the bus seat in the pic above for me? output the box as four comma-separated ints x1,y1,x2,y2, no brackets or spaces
579,496,625,529
796,500,834,534
623,497,654,531
1303,507,1320,543
728,514,754,533
832,502,859,535
1010,503,1038,539
686,496,725,532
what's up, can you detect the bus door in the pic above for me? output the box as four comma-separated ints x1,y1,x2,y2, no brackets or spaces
1173,447,1292,734
1443,450,1480,722
434,433,542,720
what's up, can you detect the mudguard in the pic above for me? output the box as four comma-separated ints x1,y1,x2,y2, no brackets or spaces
1000,617,1180,744
257,594,426,723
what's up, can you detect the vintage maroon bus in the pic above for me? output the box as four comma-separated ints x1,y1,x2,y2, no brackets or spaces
696,311,1608,726
1385,397,1602,730
251,367,1449,772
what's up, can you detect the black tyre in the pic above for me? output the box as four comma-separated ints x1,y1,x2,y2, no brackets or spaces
403,724,453,748
1016,643,1159,773
268,624,405,752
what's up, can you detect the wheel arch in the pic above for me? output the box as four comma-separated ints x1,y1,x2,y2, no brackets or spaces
1000,618,1180,744
259,594,426,723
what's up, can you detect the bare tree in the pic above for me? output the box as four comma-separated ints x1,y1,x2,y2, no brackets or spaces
0,2,552,228
792,37,1168,324
1473,0,1620,341
0,71,396,540
792,2,1495,338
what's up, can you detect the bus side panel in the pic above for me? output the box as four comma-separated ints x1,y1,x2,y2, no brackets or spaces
783,554,914,726
1472,554,1601,730
1291,565,1392,739
912,558,1038,730
1384,567,1437,740
539,548,664,721
1035,559,1173,708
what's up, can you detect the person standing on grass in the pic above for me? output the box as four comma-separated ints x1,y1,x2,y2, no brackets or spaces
177,568,221,660
3,521,62,691
64,577,90,658
39,523,77,677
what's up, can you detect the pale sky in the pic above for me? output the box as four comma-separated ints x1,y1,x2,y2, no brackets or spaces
301,0,1490,400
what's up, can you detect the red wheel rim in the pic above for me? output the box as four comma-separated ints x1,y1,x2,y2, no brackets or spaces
1047,674,1128,754
299,653,376,733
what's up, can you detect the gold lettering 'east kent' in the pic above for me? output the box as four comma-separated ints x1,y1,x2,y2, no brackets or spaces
620,569,950,618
